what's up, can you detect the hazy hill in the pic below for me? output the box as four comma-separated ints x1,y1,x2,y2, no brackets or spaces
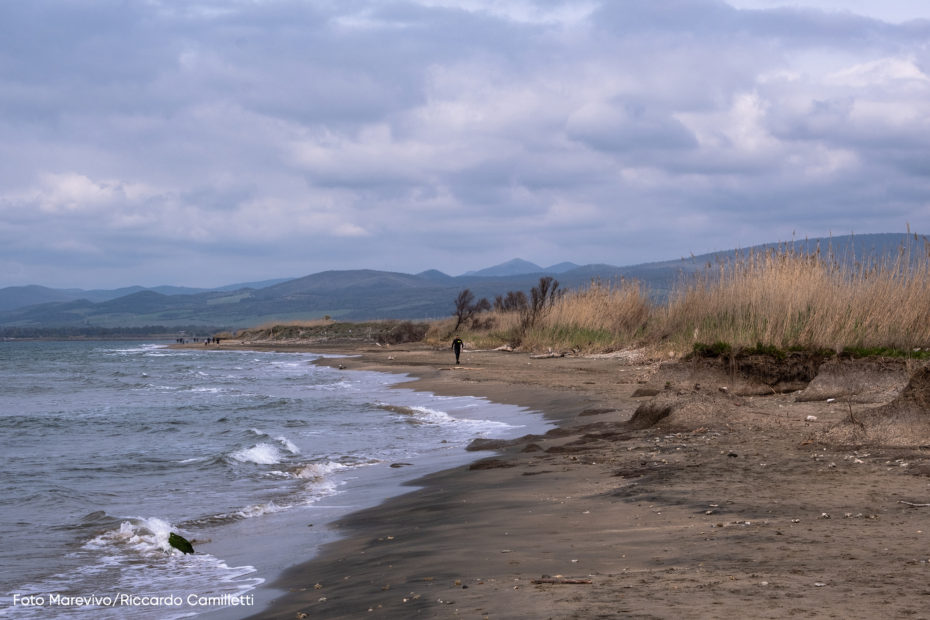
463,259,581,277
0,285,79,312
0,278,293,313
0,233,923,331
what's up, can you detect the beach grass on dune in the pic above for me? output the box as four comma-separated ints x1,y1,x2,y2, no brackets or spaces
242,237,930,357
656,239,930,353
433,238,930,355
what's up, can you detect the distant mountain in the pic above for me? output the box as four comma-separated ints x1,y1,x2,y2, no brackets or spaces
415,269,454,282
0,233,922,331
0,285,79,313
546,261,581,273
213,278,294,292
464,259,544,277
0,278,288,314
463,258,583,277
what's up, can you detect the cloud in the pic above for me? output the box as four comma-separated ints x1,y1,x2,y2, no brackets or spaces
1,0,930,288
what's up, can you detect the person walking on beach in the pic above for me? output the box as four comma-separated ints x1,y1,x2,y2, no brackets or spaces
451,336,464,365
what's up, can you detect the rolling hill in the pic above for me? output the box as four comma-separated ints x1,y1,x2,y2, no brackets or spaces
0,233,922,332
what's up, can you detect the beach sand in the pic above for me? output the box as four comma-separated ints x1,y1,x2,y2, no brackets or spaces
232,342,930,619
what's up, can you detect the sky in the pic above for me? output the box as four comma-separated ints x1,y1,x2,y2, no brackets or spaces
1,0,929,289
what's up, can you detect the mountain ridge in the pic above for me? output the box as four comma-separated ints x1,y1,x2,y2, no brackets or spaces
1,233,922,329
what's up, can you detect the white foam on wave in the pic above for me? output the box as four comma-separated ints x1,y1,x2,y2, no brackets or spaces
241,428,300,458
83,516,176,556
148,383,177,391
276,435,300,454
233,501,287,519
230,443,285,465
306,379,354,392
407,405,457,425
291,460,348,480
10,516,264,619
382,402,517,433
217,461,349,520
178,456,210,464
105,344,169,355
276,362,302,368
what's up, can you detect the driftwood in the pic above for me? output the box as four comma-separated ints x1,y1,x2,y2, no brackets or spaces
531,578,592,585
898,501,930,507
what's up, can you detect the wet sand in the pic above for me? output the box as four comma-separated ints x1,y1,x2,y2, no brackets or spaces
234,342,930,619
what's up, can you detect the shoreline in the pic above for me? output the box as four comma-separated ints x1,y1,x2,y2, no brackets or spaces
219,341,930,618
235,342,642,619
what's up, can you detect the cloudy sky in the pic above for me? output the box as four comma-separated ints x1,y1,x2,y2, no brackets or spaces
2,0,929,288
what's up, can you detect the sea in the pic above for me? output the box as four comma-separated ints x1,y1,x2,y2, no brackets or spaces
0,341,551,619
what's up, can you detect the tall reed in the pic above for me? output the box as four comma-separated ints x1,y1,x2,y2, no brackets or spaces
657,240,930,352
516,279,651,352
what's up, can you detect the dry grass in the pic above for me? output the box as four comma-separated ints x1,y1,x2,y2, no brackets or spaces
251,318,334,330
520,280,650,352
433,239,930,355
657,241,930,352
426,280,651,353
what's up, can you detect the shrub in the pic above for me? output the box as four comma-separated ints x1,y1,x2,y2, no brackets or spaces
382,321,429,344
452,289,491,332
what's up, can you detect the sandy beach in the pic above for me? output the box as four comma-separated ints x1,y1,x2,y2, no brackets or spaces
228,341,930,619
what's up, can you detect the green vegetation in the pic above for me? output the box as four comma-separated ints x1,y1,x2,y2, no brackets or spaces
840,346,930,360
692,341,734,358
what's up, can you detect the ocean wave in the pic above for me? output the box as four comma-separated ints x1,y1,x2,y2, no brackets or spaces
9,515,263,620
0,414,69,430
229,443,286,465
104,344,168,355
83,516,180,557
49,510,124,535
289,460,348,480
231,501,288,519
146,383,178,391
276,436,299,454
228,431,301,465
191,461,347,526
177,456,211,465
189,500,288,527
233,397,296,412
375,402,515,432
304,379,354,392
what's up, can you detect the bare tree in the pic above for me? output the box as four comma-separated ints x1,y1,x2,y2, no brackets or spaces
452,289,491,331
520,276,560,331
494,290,528,312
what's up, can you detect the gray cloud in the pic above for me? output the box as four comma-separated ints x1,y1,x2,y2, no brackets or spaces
2,0,929,288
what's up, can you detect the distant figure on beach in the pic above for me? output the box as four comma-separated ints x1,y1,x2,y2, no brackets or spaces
451,337,464,365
